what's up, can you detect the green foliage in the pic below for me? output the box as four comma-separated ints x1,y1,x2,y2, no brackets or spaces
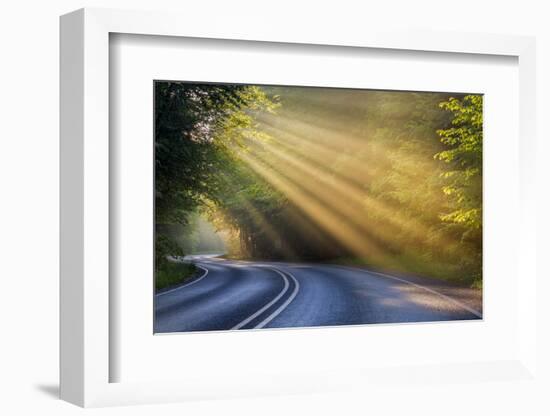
154,83,483,287
155,82,245,225
155,234,184,272
434,95,483,285
359,92,451,253
436,95,483,231
156,261,197,291
154,81,278,266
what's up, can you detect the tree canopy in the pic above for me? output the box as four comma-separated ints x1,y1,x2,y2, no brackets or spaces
154,81,483,287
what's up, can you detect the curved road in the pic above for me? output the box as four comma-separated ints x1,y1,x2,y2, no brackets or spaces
154,255,482,333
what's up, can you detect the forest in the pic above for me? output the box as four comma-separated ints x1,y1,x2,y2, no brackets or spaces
154,81,482,290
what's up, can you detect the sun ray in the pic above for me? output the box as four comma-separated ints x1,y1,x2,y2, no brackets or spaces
242,132,450,252
258,112,427,182
216,172,298,259
236,149,395,260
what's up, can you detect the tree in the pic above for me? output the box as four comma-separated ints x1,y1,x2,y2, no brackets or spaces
435,95,483,284
435,95,483,234
155,82,247,225
154,83,483,286
154,81,278,263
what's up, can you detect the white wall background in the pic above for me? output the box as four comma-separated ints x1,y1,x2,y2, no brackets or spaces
0,1,548,415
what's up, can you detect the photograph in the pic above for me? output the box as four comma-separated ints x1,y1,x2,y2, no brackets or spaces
153,81,483,333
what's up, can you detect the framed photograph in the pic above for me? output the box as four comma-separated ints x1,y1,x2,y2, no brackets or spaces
60,8,538,407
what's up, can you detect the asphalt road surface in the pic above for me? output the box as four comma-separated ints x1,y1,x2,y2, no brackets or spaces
154,255,482,333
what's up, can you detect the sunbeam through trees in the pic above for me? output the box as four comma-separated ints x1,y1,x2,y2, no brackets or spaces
154,82,482,291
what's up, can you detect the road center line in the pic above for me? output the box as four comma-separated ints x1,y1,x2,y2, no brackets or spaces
156,265,209,297
336,265,482,318
230,268,290,330
254,269,300,329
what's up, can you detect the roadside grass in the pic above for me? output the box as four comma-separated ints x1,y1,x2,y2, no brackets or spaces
155,261,198,292
330,254,482,289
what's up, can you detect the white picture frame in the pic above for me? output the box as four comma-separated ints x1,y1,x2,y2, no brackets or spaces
60,7,537,407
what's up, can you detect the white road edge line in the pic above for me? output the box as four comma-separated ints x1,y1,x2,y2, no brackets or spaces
337,265,482,318
231,268,290,330
255,269,300,329
156,265,209,297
